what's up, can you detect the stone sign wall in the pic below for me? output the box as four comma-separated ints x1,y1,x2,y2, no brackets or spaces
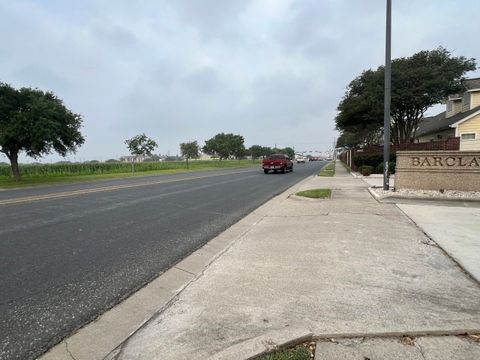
395,151,480,191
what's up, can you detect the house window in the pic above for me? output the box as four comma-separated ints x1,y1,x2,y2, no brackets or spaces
461,133,476,140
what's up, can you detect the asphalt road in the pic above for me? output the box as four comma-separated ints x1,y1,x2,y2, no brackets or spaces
0,161,325,360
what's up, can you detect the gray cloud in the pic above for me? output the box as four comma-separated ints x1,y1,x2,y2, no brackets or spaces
182,67,224,93
91,24,139,49
1,0,479,162
170,0,250,40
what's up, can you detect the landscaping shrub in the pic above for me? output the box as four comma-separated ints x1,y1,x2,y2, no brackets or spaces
353,153,396,171
358,165,374,176
375,162,396,175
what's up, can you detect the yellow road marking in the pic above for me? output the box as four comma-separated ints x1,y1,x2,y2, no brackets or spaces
0,169,256,206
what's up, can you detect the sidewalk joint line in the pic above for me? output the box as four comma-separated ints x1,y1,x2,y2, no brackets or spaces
64,341,77,360
174,266,196,276
396,204,480,287
416,341,427,360
313,329,480,341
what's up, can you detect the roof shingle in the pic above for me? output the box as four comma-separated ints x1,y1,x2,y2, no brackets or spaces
463,78,480,91
416,105,480,137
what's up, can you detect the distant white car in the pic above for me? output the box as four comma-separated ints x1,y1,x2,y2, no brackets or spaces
296,156,306,163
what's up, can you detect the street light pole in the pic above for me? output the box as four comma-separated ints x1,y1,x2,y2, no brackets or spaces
383,0,392,190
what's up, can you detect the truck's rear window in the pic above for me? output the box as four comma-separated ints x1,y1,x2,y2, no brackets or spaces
267,155,286,160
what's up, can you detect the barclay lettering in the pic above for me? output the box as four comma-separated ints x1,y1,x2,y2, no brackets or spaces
407,155,480,167
433,157,443,166
411,157,421,166
445,157,456,166
420,157,432,167
469,157,480,167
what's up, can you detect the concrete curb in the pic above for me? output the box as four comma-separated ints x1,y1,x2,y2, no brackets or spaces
368,187,480,204
209,328,480,360
41,211,265,360
39,170,319,360
209,329,313,360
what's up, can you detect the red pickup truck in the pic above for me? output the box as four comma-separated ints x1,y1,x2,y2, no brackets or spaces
262,154,293,174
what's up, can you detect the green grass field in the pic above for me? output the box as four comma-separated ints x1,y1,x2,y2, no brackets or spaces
0,160,260,188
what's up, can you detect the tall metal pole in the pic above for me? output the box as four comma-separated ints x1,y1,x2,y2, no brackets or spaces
383,0,392,190
333,137,336,161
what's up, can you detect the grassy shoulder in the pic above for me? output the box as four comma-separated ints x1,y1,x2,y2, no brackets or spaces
256,345,311,360
318,161,335,177
0,160,259,189
295,188,331,199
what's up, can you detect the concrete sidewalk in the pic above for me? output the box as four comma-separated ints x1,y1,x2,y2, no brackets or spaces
398,204,480,283
107,163,480,359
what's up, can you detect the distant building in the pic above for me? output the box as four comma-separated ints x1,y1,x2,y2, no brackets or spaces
416,78,480,150
199,153,217,160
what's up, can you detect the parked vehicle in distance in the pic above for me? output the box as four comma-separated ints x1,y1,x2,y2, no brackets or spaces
296,155,307,163
262,154,293,174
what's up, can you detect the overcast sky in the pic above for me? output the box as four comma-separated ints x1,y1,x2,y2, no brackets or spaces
1,0,479,162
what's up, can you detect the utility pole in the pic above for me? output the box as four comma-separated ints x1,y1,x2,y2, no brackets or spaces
383,0,392,190
333,137,336,161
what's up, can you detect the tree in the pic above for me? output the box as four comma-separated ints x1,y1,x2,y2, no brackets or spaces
124,133,157,172
283,147,295,159
336,47,476,144
389,48,476,143
335,69,384,146
336,132,361,149
180,141,200,168
0,82,84,181
202,133,245,160
249,145,275,159
249,145,264,159
262,146,274,157
270,147,295,158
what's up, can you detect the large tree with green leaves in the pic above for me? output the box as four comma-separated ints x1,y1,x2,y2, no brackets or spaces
180,140,200,168
336,47,477,145
283,147,295,159
335,69,384,146
0,83,85,181
249,145,273,159
248,145,264,159
202,133,245,160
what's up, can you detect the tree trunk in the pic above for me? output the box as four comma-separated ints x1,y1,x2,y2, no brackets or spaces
186,158,189,169
8,151,21,182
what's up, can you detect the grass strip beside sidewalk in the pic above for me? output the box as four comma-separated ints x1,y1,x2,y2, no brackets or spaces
318,161,335,177
256,345,310,360
296,188,331,199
